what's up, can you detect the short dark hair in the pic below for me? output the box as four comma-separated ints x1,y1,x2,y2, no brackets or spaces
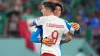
7,10,19,18
42,2,56,12
55,2,64,13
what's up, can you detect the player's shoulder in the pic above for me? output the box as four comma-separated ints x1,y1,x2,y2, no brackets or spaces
40,16,46,19
47,15,57,18
59,18,68,23
40,16,53,19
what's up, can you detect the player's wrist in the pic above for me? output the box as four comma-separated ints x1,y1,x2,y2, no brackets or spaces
60,39,70,44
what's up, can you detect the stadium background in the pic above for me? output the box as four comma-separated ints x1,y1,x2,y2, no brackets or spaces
0,0,100,56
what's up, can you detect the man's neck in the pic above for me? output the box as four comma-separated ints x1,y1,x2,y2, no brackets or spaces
45,12,54,16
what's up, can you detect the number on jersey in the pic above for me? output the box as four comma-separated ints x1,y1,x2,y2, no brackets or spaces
51,30,59,44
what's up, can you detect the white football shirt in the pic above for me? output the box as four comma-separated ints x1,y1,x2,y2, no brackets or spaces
35,15,69,56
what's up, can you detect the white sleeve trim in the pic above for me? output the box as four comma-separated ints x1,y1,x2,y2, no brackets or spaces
69,27,75,34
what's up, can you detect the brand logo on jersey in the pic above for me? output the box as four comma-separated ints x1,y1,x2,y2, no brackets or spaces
46,23,64,28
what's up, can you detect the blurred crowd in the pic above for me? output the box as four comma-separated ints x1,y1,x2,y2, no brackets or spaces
0,0,100,55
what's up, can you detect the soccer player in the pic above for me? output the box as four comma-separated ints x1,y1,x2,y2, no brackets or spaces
30,2,73,56
29,2,80,45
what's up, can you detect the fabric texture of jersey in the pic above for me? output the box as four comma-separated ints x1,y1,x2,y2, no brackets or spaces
35,15,69,56
31,20,81,43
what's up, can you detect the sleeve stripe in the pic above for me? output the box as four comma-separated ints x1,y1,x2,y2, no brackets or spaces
70,27,75,34
64,21,75,34
64,21,71,30
33,21,37,26
30,28,41,43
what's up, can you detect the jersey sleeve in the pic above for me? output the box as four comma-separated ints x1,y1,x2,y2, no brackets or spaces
69,22,81,34
62,19,77,34
35,16,45,26
33,20,37,26
65,21,81,34
63,21,69,34
64,21,75,34
30,28,42,43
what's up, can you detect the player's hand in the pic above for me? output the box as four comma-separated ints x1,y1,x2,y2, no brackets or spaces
42,37,54,46
29,22,33,27
71,22,80,31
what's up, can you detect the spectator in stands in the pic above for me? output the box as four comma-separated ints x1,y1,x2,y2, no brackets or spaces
22,6,34,20
14,0,23,14
95,9,100,19
7,10,20,37
0,3,9,37
96,0,100,10
0,12,8,37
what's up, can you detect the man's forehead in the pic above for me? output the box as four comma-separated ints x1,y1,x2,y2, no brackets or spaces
56,6,61,9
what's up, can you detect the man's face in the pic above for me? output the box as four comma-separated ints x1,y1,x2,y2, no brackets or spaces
41,5,48,16
54,6,61,17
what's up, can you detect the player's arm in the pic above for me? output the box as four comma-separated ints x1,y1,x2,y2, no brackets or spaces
70,22,81,34
29,21,36,27
60,21,73,44
60,21,81,44
29,17,45,27
64,21,81,34
42,37,54,46
63,25,72,43
60,32,72,45
65,32,72,42
30,27,42,43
